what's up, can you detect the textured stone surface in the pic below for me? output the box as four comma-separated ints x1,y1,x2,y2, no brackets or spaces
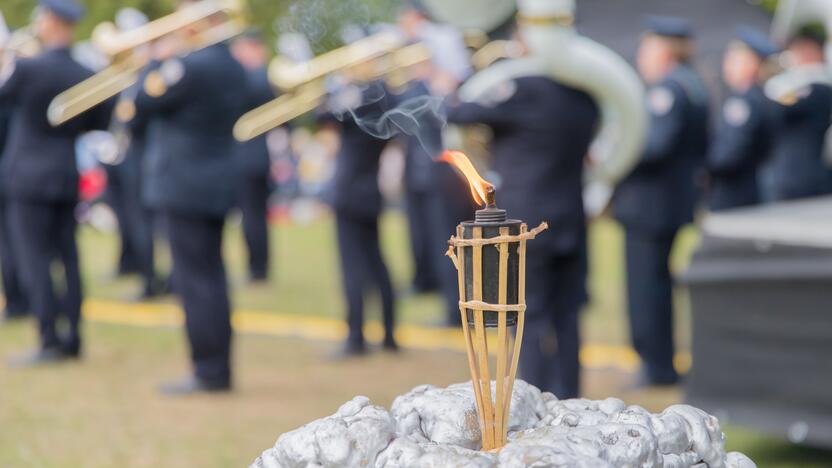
251,381,756,468
390,380,546,450
251,396,394,468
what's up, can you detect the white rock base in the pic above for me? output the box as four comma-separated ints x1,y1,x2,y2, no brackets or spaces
251,380,755,468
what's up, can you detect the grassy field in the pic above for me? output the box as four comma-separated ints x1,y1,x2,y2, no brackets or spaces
1,210,829,467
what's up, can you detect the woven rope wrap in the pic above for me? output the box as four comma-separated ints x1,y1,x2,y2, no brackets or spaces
458,301,526,312
445,222,548,271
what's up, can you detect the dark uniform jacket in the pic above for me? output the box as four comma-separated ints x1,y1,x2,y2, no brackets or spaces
707,85,773,211
0,47,110,202
447,76,599,255
328,89,392,221
235,67,274,178
134,44,247,219
761,83,832,201
614,64,709,234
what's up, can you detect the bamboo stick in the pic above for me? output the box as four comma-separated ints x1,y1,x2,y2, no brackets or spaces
456,225,486,437
472,227,494,450
505,224,528,442
494,226,509,447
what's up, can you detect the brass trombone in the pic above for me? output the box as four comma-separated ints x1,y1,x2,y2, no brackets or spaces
47,0,247,127
233,31,432,142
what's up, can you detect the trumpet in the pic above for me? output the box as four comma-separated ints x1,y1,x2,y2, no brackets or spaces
233,31,431,142
47,0,247,127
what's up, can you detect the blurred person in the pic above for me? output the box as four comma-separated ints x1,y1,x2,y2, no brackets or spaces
0,0,112,365
231,28,275,283
324,81,398,358
128,4,247,394
0,28,30,321
396,1,475,322
446,29,599,398
396,81,439,295
613,16,709,387
707,27,779,211
108,9,166,301
761,27,832,202
101,10,153,281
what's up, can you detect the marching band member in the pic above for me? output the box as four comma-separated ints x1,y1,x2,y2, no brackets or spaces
446,26,599,398
129,2,247,394
323,31,399,356
397,1,475,326
0,16,29,322
110,9,165,300
1,0,112,365
761,27,832,202
231,28,275,283
613,16,709,387
707,27,779,211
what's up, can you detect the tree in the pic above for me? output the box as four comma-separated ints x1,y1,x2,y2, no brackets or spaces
3,0,400,53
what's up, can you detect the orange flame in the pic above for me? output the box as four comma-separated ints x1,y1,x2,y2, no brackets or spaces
439,150,494,207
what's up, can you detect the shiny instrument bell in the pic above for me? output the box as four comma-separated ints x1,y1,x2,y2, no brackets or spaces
443,0,648,217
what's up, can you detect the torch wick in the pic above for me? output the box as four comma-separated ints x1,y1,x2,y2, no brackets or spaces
485,186,496,209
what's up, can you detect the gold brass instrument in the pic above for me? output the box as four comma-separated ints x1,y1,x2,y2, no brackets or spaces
233,32,431,142
47,0,247,127
470,39,525,70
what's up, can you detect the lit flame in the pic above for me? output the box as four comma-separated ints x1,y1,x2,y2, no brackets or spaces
439,150,494,207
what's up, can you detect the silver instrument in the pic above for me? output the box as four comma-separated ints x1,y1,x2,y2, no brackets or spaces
432,0,647,216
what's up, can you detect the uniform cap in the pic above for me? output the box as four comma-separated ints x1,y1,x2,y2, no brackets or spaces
737,25,778,58
38,0,85,23
644,15,693,38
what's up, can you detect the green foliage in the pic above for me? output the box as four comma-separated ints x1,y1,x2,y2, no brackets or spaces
2,0,401,52
759,0,779,14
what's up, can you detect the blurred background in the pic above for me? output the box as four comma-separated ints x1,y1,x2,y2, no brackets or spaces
1,0,832,467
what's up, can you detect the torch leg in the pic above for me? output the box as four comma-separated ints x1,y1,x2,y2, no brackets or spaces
472,227,495,450
494,226,510,448
456,225,487,443
504,224,529,443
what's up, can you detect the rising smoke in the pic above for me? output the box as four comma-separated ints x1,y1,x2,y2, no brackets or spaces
339,82,448,159
276,0,450,160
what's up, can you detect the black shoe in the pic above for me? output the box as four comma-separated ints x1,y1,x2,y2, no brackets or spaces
60,341,82,359
158,376,231,396
248,272,268,284
3,307,29,319
382,338,399,353
131,278,167,302
8,348,69,368
328,341,368,360
623,367,680,391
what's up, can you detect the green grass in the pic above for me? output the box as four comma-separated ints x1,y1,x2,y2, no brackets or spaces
1,210,829,467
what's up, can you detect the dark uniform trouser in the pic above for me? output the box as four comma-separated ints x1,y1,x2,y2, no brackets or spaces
0,198,28,316
106,170,139,274
624,228,679,384
122,168,156,290
335,212,395,346
405,189,436,292
426,190,467,327
167,213,232,385
238,174,270,279
8,200,81,352
518,247,586,399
